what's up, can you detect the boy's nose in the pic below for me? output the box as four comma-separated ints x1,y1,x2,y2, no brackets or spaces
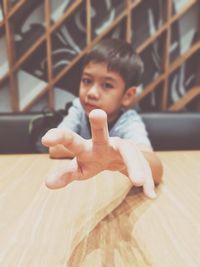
87,85,100,98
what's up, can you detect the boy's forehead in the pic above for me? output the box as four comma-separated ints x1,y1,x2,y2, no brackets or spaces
83,61,108,70
82,61,122,80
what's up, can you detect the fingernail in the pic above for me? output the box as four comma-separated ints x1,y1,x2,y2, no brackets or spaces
148,191,157,199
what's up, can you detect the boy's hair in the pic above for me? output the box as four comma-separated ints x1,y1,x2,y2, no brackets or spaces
82,38,144,88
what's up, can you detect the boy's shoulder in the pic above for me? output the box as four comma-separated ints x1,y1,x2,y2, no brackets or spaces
110,108,151,145
72,97,83,108
119,108,142,122
68,98,85,115
110,108,143,133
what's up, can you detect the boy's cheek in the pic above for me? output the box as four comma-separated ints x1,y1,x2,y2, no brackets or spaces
79,88,86,101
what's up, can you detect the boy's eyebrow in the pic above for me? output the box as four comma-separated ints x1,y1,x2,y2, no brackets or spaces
103,76,118,86
82,71,118,84
82,71,92,77
104,76,117,83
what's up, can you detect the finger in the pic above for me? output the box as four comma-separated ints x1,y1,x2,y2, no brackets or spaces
118,141,145,186
118,141,156,199
41,128,86,155
89,109,109,145
135,154,156,199
45,158,80,189
142,167,157,199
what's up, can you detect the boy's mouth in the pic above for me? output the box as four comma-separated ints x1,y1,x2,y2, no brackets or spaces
85,103,99,112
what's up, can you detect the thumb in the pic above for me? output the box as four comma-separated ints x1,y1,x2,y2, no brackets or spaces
45,158,80,189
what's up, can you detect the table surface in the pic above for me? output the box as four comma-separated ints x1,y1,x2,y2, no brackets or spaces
0,151,200,267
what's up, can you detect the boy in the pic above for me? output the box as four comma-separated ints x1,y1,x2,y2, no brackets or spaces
42,38,163,198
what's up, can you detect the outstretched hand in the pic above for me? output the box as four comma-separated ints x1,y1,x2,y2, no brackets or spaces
41,109,156,199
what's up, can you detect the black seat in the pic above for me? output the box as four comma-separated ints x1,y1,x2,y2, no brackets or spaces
0,112,200,153
141,112,200,151
0,113,40,154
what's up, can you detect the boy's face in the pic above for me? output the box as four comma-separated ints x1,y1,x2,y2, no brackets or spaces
79,62,134,123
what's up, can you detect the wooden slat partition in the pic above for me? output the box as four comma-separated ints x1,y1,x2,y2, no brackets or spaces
0,0,199,112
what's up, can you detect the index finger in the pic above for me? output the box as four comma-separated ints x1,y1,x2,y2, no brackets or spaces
89,109,109,145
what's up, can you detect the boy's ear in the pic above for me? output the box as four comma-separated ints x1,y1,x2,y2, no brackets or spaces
122,87,137,107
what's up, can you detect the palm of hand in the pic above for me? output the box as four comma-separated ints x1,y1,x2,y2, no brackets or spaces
75,138,125,180
42,109,156,198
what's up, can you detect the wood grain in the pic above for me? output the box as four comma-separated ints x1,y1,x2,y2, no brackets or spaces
0,151,200,266
0,154,132,266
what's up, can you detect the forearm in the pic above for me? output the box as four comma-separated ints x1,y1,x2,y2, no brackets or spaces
49,144,74,159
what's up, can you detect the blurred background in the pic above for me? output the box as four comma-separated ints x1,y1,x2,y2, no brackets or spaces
0,0,199,113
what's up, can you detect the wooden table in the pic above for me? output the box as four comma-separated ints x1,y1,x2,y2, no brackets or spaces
0,151,200,267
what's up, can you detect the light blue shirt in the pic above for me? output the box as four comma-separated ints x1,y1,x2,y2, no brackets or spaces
58,98,151,146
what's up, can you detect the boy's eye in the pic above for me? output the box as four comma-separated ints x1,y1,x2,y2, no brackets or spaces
103,82,114,89
82,78,92,85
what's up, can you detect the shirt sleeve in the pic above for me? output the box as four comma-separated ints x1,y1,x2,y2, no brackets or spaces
57,98,83,133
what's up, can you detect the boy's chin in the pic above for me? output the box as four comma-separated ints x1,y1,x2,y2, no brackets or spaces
84,110,90,117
